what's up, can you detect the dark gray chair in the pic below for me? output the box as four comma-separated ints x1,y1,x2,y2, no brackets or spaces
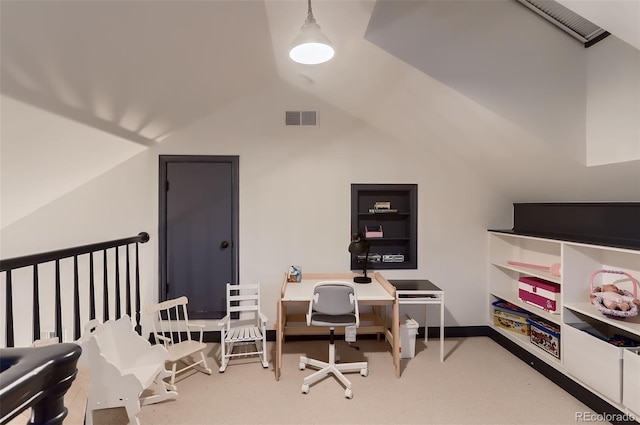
299,281,369,399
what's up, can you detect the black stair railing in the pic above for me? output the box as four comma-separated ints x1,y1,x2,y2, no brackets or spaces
0,232,149,348
0,343,81,425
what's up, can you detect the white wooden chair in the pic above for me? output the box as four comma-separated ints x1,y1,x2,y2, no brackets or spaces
145,296,212,390
218,282,269,372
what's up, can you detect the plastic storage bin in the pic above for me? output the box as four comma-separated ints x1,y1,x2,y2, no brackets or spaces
364,225,383,238
492,300,531,336
399,316,419,359
527,317,561,359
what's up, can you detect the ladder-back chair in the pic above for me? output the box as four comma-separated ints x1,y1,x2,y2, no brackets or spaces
145,296,212,390
218,282,269,372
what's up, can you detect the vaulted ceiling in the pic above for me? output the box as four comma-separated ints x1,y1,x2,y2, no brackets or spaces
3,0,637,144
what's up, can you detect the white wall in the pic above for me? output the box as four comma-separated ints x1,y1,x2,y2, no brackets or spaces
365,0,588,164
364,0,640,174
586,36,640,166
0,81,512,346
0,95,147,230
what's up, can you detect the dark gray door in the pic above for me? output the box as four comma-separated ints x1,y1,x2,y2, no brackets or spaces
159,155,239,319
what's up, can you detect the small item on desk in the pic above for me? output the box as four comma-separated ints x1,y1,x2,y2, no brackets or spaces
288,265,302,282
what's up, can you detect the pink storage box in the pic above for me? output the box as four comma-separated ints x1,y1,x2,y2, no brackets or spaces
365,225,383,238
518,276,561,314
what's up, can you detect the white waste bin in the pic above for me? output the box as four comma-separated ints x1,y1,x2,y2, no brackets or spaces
399,315,419,359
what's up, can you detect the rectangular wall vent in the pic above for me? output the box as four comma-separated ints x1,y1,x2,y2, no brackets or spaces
285,111,317,126
516,0,610,47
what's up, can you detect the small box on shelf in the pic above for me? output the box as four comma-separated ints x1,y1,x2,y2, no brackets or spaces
518,276,560,314
382,254,404,263
368,201,398,214
527,317,561,359
492,300,531,336
365,225,383,238
357,253,382,263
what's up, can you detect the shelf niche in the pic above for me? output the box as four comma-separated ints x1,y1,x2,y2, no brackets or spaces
350,183,417,270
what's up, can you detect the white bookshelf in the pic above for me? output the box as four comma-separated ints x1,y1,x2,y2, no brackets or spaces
488,231,640,421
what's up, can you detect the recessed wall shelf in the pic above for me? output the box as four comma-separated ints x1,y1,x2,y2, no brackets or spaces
350,184,417,270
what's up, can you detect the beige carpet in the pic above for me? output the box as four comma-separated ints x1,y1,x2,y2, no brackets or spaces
91,336,606,425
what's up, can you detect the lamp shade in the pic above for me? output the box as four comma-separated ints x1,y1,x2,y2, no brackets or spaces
289,19,334,64
348,234,369,255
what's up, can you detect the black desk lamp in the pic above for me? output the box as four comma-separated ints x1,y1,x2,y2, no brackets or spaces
348,233,371,283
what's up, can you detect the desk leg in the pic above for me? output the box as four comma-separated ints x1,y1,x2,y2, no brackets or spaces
440,294,445,363
424,306,429,343
276,299,282,381
373,305,383,341
393,298,400,378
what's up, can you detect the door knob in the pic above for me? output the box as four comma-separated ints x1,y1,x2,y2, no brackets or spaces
220,241,230,249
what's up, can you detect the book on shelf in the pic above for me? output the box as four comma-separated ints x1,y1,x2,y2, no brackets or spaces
368,208,399,213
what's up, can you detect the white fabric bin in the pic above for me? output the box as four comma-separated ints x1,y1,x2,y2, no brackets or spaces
623,348,640,417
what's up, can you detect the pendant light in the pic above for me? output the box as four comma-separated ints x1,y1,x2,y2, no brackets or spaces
289,0,334,65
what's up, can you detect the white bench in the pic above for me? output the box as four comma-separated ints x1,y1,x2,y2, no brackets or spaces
78,315,178,425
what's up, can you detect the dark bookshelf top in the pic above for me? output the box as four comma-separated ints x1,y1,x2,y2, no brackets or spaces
490,202,640,251
489,229,640,251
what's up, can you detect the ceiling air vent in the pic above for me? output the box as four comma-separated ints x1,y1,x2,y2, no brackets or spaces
285,111,317,126
516,0,610,47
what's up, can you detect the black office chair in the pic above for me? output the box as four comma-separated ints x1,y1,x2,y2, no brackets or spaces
299,281,369,399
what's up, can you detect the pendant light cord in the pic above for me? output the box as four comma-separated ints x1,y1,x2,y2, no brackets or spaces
289,0,334,64
306,0,317,24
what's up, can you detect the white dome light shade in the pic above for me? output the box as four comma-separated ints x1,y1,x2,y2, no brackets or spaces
289,3,334,65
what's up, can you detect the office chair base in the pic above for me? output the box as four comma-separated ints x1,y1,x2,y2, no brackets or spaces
299,355,368,399
301,383,356,399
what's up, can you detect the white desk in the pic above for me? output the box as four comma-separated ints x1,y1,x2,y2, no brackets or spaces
283,277,395,302
390,279,445,363
276,272,398,381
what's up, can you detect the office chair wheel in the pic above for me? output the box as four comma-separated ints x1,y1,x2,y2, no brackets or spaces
360,368,368,377
301,384,310,394
345,388,353,399
299,362,306,370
